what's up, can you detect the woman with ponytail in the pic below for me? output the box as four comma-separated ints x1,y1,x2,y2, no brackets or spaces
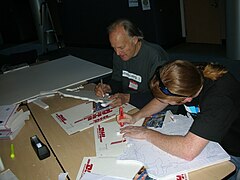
118,60,240,180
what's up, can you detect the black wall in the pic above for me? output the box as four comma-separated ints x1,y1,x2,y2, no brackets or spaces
60,0,183,48
0,0,183,48
0,0,37,45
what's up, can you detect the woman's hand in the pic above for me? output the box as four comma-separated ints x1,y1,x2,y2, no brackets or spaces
120,126,151,140
116,113,137,125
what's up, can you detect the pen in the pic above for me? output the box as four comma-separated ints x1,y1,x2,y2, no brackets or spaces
119,106,124,127
100,79,104,98
10,143,15,159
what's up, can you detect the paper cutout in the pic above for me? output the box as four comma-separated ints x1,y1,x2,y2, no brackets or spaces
58,89,114,108
59,89,109,103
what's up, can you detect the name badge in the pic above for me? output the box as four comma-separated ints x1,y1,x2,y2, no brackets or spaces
128,80,138,90
184,105,200,115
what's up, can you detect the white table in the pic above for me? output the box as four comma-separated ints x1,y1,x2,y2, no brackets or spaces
0,55,112,105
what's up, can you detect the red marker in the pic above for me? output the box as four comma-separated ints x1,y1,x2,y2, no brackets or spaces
119,106,124,127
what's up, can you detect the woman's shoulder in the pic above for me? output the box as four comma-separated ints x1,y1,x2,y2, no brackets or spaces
202,73,240,99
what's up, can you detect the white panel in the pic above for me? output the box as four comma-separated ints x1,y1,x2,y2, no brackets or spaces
0,55,112,105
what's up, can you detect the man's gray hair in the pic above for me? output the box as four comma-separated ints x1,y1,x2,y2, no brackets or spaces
107,19,144,40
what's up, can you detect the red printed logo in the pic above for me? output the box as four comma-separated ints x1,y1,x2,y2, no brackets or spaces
176,173,188,180
75,107,113,124
97,125,105,142
83,159,93,173
56,114,67,124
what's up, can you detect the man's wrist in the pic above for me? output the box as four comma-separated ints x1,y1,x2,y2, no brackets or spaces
125,94,130,103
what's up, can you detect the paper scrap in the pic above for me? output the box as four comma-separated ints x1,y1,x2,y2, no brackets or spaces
0,169,18,180
58,172,68,180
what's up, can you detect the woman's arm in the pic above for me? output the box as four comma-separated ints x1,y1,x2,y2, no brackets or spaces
121,126,209,161
133,98,168,121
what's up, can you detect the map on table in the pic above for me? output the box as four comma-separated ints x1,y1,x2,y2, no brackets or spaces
118,113,230,179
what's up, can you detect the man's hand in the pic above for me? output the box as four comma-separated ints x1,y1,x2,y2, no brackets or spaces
94,83,111,97
109,93,130,107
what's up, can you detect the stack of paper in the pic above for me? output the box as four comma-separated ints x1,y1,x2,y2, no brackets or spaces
0,104,30,140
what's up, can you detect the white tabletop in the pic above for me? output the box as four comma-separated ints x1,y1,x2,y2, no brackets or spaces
0,55,112,105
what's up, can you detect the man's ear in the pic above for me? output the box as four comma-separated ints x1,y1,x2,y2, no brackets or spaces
132,36,139,44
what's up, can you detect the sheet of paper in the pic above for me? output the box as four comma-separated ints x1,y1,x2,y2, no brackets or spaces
141,0,151,10
94,118,145,157
128,0,139,7
0,169,19,180
51,102,93,135
119,114,230,179
58,172,68,180
80,172,126,180
94,121,127,157
76,157,143,180
159,113,193,136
